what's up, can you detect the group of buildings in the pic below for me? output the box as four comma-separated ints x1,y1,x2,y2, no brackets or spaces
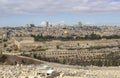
0,25,120,66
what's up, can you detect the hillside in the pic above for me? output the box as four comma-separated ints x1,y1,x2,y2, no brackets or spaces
0,54,44,65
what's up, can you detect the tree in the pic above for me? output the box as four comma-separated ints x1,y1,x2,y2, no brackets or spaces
56,45,60,49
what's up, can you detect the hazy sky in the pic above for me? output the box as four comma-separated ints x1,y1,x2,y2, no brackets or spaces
1,0,120,26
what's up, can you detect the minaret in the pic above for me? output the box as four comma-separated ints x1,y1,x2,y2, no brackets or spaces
46,21,49,27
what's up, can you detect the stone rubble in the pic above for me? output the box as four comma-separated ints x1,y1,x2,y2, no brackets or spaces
0,65,120,78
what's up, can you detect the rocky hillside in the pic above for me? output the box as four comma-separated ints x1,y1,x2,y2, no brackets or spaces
0,54,43,65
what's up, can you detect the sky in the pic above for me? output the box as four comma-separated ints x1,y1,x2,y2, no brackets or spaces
0,0,120,26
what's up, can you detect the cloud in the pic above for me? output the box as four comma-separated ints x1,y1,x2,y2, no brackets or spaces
40,21,46,26
0,0,120,15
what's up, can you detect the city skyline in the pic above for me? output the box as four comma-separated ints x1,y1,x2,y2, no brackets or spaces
1,0,120,26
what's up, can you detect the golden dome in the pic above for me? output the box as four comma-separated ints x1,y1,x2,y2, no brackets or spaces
64,30,69,34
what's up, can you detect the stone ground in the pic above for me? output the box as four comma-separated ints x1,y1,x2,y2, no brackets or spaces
54,66,120,78
0,64,120,78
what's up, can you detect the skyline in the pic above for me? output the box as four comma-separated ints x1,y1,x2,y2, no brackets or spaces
1,0,120,26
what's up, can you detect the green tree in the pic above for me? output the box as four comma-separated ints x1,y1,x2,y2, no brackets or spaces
56,45,60,49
